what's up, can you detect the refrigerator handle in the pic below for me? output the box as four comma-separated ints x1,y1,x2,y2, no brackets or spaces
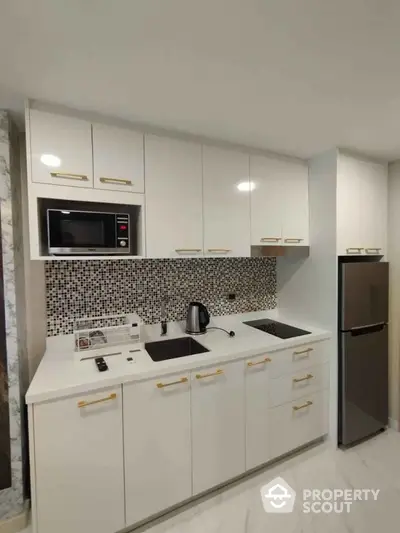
350,322,386,332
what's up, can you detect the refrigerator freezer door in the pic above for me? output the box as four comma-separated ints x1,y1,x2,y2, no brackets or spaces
339,326,388,446
341,262,388,331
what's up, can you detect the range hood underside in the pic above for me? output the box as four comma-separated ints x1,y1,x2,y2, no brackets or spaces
251,245,310,258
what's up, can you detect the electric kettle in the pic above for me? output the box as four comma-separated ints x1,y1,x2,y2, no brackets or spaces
186,302,210,335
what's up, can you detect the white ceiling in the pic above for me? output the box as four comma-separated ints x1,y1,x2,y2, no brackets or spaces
1,0,400,160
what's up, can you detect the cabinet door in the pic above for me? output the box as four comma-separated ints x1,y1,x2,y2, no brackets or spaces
29,109,93,188
191,361,245,494
245,355,271,470
93,123,144,193
250,155,282,245
203,146,250,257
123,375,192,525
145,135,203,258
281,161,309,245
34,387,124,533
337,154,362,255
358,160,387,256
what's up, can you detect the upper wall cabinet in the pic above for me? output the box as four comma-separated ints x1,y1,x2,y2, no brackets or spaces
92,124,144,193
29,109,94,188
250,155,309,246
203,146,250,257
337,154,388,256
145,135,203,258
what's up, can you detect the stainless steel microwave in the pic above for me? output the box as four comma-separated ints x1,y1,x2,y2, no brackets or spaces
47,209,130,255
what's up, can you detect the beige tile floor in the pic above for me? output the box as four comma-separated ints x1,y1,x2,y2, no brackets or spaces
19,429,400,533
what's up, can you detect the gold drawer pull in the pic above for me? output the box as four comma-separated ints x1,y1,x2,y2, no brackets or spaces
346,247,363,254
293,347,313,358
156,377,188,389
196,369,223,379
78,393,117,408
247,357,271,367
260,237,281,242
293,373,314,383
293,400,313,411
175,248,202,253
365,248,382,254
50,172,88,181
207,248,232,253
284,238,303,243
99,177,132,186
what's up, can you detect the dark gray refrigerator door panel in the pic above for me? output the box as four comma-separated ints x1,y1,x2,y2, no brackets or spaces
341,262,388,330
340,327,388,446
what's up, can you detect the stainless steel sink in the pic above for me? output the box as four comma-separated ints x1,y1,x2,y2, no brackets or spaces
145,336,209,362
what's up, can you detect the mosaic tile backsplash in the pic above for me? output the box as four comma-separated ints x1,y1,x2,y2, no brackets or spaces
45,258,276,336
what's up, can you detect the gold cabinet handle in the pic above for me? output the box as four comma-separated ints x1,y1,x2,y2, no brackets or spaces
50,172,88,181
293,400,313,411
175,249,202,253
284,238,303,243
99,177,132,186
293,347,313,358
156,377,188,389
196,369,223,379
365,248,382,254
260,237,281,242
293,373,314,383
247,357,271,367
207,248,232,253
346,248,364,254
78,393,117,408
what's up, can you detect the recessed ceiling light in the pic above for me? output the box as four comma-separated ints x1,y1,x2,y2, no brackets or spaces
237,181,255,192
40,154,61,168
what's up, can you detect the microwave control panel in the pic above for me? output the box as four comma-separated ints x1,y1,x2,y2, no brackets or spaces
116,215,130,249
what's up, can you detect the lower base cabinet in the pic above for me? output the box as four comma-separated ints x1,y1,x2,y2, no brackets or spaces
33,386,125,533
123,374,192,525
30,341,330,532
191,360,245,494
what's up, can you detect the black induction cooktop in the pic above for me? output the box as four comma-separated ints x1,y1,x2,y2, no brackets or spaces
243,319,310,339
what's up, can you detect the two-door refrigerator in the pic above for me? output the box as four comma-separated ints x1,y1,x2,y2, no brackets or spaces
338,261,389,447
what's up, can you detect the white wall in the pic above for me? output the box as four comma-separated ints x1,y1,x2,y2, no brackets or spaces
277,149,338,441
388,161,400,428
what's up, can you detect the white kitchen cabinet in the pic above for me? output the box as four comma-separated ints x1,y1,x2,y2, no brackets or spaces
250,155,309,246
245,354,271,470
33,387,124,533
29,108,93,188
281,162,309,245
191,360,245,494
93,123,144,193
145,135,203,258
123,375,192,525
203,146,250,256
337,153,387,256
250,155,283,245
359,159,387,254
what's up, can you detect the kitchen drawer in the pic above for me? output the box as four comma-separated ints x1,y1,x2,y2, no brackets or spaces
266,341,329,378
269,390,329,460
268,362,329,408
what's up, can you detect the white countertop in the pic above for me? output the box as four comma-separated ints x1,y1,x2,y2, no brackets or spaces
26,309,331,404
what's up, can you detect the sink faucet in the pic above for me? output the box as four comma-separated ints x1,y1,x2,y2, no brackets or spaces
161,295,168,336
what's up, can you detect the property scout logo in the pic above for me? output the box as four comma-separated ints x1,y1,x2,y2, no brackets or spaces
260,477,380,514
